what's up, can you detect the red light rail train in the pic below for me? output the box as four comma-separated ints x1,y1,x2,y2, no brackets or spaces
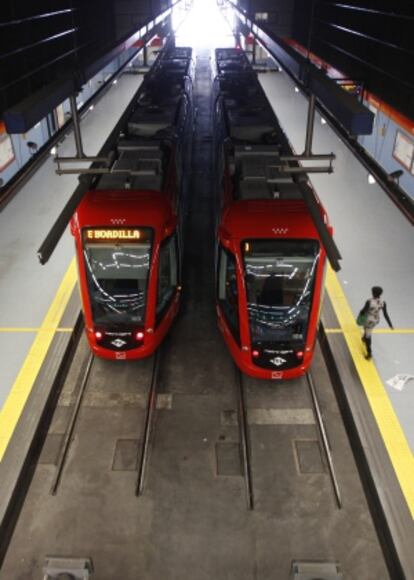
71,46,193,359
214,48,332,380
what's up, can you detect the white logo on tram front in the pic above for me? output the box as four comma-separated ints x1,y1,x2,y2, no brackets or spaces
270,356,286,367
111,338,127,348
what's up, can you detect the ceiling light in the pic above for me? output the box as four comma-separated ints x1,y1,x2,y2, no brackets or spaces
368,174,376,184
320,117,327,125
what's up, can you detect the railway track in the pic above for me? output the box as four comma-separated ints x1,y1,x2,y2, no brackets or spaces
235,345,342,511
235,366,254,510
305,370,342,508
48,344,165,498
50,353,94,495
136,347,163,496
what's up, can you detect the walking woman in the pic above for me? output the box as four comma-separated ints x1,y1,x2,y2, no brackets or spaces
359,286,394,360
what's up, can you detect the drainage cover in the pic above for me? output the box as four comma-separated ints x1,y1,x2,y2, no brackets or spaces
290,561,342,580
43,556,94,579
294,439,326,474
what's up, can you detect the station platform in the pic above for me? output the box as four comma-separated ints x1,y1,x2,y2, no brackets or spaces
0,71,144,455
0,42,413,577
259,69,414,513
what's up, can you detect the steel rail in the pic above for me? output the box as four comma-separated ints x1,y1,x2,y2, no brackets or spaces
306,371,342,508
136,348,162,496
50,353,94,495
235,367,254,510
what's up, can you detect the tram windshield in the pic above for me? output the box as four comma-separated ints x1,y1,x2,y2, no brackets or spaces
242,239,320,344
83,228,153,326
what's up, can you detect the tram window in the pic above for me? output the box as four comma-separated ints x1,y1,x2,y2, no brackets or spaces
156,233,178,324
242,238,319,343
83,235,152,326
218,246,240,344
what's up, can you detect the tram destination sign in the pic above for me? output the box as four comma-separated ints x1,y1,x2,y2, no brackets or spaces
84,228,150,243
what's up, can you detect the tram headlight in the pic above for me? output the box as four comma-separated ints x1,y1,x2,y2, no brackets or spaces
252,349,260,358
95,330,103,340
295,350,304,360
135,331,145,342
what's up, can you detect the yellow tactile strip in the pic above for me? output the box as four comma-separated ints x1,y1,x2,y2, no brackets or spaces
326,266,414,518
0,259,77,461
325,328,414,334
0,328,73,332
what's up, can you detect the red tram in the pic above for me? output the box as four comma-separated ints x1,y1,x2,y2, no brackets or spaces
214,48,332,379
71,47,193,359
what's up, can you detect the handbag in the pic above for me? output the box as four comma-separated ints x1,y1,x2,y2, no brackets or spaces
356,312,367,326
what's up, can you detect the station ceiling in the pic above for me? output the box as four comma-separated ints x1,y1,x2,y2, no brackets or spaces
0,0,413,123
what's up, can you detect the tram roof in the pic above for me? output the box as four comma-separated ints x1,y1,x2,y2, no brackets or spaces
74,189,174,230
221,199,321,241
